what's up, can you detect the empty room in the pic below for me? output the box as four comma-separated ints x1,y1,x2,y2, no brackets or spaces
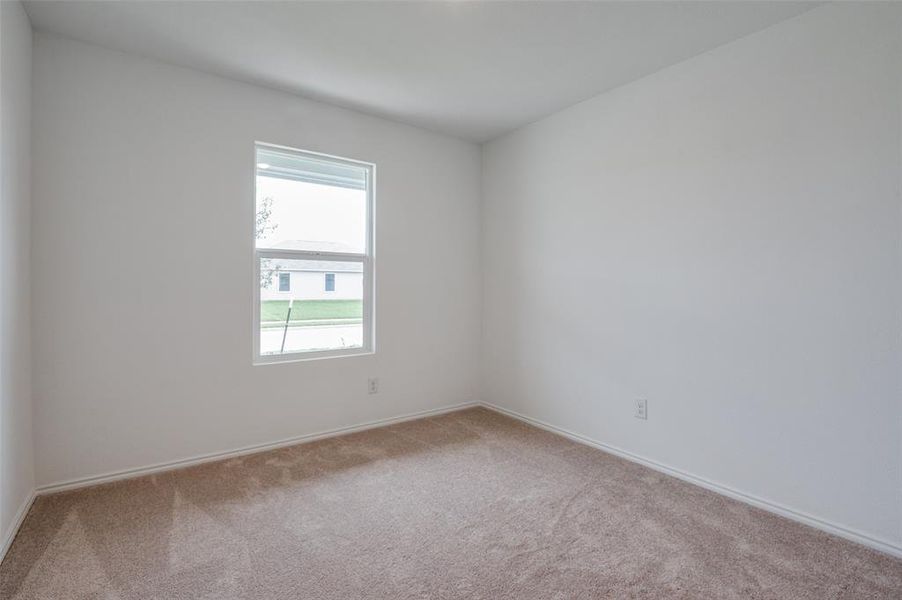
1,0,901,598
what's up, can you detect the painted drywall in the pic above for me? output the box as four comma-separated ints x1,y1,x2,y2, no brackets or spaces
482,3,902,548
31,34,482,487
0,0,35,552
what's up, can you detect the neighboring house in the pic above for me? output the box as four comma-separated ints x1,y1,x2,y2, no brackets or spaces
260,240,363,301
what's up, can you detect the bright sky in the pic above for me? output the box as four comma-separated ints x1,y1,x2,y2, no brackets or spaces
256,176,366,253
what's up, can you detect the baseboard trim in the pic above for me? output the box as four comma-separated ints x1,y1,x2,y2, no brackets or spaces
481,402,902,559
1,490,36,564
37,401,478,495
25,399,902,559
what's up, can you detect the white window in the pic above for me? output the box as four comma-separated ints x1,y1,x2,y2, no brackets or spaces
254,143,374,363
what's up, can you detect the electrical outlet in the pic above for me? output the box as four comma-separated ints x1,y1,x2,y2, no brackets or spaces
368,378,379,395
635,399,647,420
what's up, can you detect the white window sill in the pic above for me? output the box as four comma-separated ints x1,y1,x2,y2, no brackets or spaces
253,348,374,366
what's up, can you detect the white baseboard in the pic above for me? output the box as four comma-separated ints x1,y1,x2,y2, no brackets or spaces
37,401,478,495
1,490,36,564
481,401,902,559
22,399,902,561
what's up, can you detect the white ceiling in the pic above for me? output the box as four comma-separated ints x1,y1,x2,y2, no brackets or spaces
23,1,818,142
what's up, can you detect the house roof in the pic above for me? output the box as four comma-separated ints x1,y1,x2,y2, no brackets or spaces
267,240,360,253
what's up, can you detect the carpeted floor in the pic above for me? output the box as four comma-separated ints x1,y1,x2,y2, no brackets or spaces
2,407,901,599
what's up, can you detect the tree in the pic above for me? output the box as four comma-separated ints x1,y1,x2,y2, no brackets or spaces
256,196,280,289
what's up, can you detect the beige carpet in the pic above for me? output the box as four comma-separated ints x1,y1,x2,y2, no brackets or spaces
2,407,901,599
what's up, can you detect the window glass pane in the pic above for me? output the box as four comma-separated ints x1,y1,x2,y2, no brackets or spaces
324,273,335,292
259,257,363,356
256,147,367,254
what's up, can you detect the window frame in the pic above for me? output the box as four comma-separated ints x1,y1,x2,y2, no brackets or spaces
252,142,375,365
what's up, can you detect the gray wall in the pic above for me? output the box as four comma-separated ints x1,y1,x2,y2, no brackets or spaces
482,4,902,549
0,0,35,556
31,33,482,487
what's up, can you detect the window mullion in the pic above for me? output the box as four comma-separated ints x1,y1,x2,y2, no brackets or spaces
256,248,366,263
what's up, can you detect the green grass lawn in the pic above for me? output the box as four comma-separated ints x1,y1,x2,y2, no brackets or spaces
261,299,362,324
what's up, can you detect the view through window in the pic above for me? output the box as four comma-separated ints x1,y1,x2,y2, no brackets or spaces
254,144,373,362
